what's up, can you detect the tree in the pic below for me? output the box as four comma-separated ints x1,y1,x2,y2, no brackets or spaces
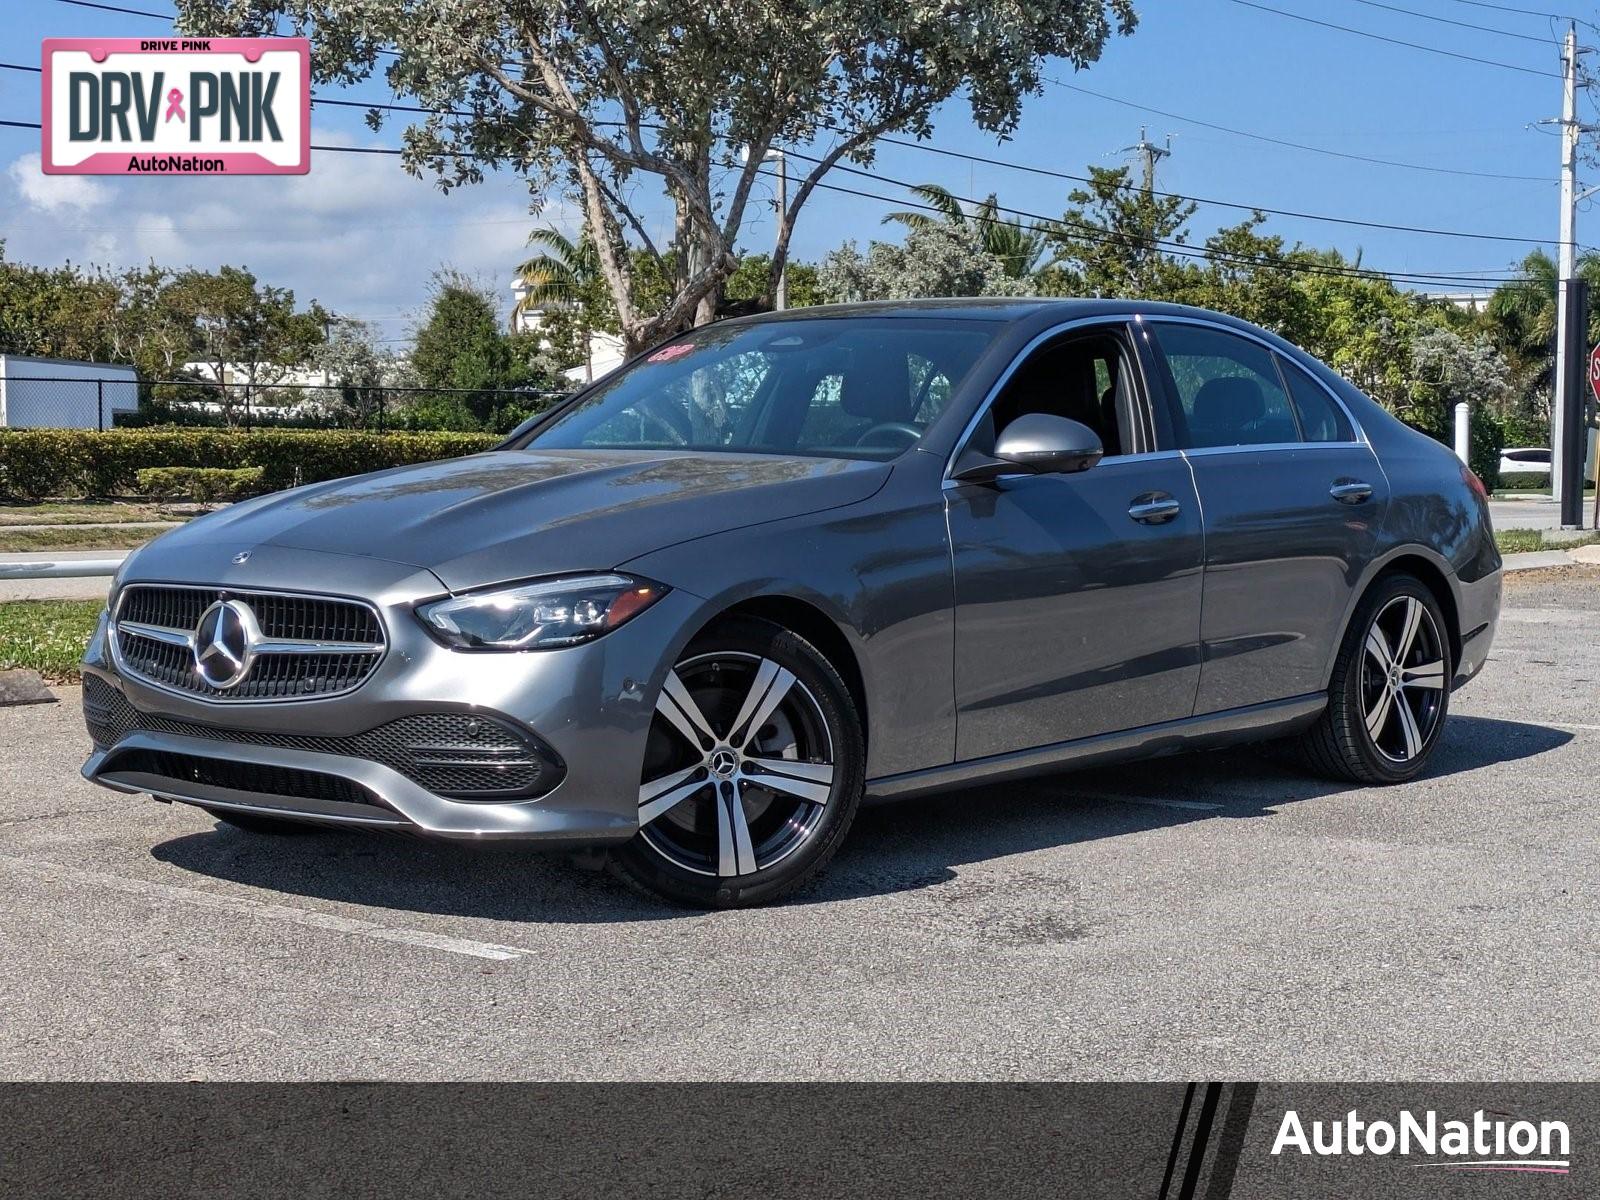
515,228,611,383
312,318,413,427
159,266,329,424
176,0,1136,350
883,184,1047,279
724,253,821,311
1483,248,1600,433
817,223,1032,301
1038,164,1198,298
411,272,519,402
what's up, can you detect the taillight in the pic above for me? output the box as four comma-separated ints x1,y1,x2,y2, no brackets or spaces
1462,464,1488,500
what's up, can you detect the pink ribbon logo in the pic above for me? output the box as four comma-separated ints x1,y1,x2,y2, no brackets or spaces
164,88,185,123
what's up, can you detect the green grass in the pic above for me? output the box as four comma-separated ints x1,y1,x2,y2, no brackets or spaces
0,501,185,526
0,526,163,553
1495,529,1600,554
0,600,102,682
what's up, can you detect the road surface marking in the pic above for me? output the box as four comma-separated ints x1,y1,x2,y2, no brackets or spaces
0,855,532,961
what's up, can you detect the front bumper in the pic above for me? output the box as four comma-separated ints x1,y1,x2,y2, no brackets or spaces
79,544,702,843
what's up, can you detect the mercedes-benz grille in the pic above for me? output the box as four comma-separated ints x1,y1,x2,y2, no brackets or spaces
112,584,386,701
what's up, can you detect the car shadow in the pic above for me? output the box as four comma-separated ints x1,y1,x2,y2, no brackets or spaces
148,714,1572,923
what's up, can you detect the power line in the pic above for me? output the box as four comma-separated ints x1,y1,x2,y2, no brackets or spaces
2,61,1558,246
1446,0,1584,21
789,154,1531,288
0,111,1529,287
1342,0,1557,44
51,0,168,16
1047,79,1550,182
31,1,1557,185
1229,0,1561,76
868,133,1559,246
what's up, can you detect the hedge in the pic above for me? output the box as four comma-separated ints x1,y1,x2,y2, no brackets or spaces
135,466,267,502
0,429,500,500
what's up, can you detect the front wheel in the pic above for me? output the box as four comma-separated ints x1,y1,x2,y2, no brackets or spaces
1298,573,1452,784
610,617,865,908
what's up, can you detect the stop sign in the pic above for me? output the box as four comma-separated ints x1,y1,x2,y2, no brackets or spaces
1590,342,1600,406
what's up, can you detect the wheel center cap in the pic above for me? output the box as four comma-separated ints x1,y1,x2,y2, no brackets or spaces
708,748,739,779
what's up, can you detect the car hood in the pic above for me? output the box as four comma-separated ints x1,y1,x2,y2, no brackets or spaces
148,449,892,591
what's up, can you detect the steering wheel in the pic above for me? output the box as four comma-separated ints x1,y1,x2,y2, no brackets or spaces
853,422,923,450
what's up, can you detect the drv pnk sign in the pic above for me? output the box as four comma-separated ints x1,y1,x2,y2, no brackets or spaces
42,38,309,175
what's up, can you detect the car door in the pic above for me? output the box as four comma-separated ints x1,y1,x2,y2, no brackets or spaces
1146,319,1391,714
946,320,1206,761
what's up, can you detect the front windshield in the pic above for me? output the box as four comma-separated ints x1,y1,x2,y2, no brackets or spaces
517,317,998,461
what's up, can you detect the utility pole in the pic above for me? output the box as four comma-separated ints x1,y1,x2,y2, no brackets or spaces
773,150,788,311
1123,126,1172,192
1552,21,1594,526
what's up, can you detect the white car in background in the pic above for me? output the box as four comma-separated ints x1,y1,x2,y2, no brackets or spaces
1498,446,1551,481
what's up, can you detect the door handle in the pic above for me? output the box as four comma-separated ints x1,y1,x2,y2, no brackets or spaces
1329,479,1374,505
1128,492,1182,525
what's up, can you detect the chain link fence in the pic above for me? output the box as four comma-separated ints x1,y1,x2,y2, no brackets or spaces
0,375,571,434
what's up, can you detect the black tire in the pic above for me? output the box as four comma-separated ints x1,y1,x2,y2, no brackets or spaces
610,616,865,908
1297,572,1452,784
204,808,318,835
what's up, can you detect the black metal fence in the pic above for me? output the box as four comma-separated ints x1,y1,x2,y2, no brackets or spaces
0,375,571,433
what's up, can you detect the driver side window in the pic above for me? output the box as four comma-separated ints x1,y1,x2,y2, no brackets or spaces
987,329,1139,457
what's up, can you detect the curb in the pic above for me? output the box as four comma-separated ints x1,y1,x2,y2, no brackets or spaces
1502,547,1599,573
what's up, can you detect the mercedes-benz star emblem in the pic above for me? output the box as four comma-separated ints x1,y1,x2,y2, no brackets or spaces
231,550,252,565
193,599,256,689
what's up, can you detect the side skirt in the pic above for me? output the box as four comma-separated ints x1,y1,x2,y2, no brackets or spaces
865,693,1327,803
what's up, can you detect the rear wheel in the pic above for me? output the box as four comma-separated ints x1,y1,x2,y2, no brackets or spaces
1298,573,1451,784
610,617,864,908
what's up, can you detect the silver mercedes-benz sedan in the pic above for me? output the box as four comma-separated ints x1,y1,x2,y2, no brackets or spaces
81,300,1502,907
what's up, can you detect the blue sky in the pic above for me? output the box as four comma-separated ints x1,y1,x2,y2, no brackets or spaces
0,0,1592,347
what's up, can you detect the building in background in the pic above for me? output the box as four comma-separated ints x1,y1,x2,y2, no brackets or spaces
0,355,138,429
1430,290,1493,315
510,282,626,385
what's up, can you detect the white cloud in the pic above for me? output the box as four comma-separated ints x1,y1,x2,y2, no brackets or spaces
7,152,112,212
0,138,581,345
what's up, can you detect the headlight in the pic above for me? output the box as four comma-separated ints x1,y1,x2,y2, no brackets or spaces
415,573,667,650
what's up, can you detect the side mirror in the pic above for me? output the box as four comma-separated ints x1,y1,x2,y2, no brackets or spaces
952,413,1104,483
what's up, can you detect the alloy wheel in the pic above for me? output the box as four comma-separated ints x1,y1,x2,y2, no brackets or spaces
1359,594,1447,763
637,651,836,878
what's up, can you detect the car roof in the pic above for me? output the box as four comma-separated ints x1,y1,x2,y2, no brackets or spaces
719,297,1270,329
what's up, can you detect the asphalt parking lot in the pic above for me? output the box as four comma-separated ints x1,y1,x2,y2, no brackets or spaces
2,568,1598,1082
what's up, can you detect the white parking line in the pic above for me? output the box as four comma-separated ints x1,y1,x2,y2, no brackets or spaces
0,856,532,962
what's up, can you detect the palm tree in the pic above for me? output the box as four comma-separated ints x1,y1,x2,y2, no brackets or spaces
1485,248,1600,416
883,184,1047,280
515,228,604,383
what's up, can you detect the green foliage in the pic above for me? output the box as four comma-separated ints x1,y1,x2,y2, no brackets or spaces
0,599,104,683
176,0,1135,350
884,185,1047,279
818,224,1031,302
0,429,497,500
411,272,554,420
134,466,267,502
724,254,822,311
1498,471,1552,491
0,251,330,409
1039,165,1198,298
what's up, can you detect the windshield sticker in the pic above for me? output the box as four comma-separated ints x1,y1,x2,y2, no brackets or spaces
646,344,697,363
